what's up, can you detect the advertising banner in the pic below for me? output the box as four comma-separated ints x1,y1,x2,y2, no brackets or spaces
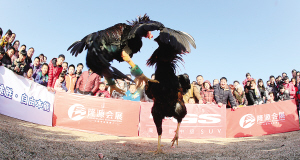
139,103,227,139
0,66,54,126
53,91,140,137
226,100,299,138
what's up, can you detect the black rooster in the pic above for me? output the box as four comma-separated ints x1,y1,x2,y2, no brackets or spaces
145,34,195,153
67,14,195,94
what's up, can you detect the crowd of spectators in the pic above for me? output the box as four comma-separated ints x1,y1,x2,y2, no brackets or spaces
0,27,298,113
183,71,300,114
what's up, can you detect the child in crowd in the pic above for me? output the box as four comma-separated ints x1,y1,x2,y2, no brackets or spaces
111,79,127,99
31,57,41,79
242,73,254,87
54,73,66,92
62,64,77,93
25,67,34,80
62,62,68,74
188,97,196,104
277,85,290,101
35,63,49,87
10,50,26,75
95,82,111,98
123,84,140,101
266,92,275,103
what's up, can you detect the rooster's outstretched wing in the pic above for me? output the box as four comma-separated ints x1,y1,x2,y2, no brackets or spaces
128,21,196,54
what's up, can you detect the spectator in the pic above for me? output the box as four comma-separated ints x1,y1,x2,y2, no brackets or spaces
54,73,66,92
11,40,20,62
277,85,290,101
200,80,215,104
292,69,297,82
75,68,100,95
75,63,84,78
266,92,275,103
282,72,287,78
0,29,12,48
291,78,298,102
242,73,254,86
47,54,65,91
123,83,140,101
5,33,15,50
233,80,240,89
138,79,153,102
183,74,194,104
10,50,27,75
257,79,268,103
214,77,237,109
213,79,219,89
188,97,196,104
24,47,34,72
35,63,49,87
266,75,277,100
44,56,47,63
0,47,5,65
1,46,15,67
246,80,263,105
276,76,282,86
233,84,248,106
31,57,41,79
151,73,155,80
192,81,196,86
95,82,111,98
0,28,2,39
228,84,237,107
125,74,132,90
282,76,296,99
39,54,44,64
193,75,204,104
266,80,270,87
62,62,68,74
19,44,26,52
63,64,77,93
25,67,34,80
244,80,251,91
111,79,127,99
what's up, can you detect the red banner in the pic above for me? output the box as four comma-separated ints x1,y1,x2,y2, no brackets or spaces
226,100,299,138
53,92,140,137
139,103,227,139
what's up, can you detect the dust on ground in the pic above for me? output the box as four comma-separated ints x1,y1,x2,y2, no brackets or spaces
0,114,299,159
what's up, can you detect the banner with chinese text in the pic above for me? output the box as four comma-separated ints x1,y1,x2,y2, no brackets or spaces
226,100,299,138
0,66,54,126
53,91,140,136
139,103,227,139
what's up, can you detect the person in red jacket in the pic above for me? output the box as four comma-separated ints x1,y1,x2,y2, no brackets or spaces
95,82,110,98
75,69,100,95
47,54,65,91
282,76,296,99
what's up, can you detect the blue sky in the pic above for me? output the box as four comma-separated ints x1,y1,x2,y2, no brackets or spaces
1,0,299,85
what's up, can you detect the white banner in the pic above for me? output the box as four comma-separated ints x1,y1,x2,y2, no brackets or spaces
0,66,54,126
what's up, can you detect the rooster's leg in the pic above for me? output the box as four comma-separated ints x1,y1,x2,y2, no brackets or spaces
121,50,159,87
149,113,164,154
171,122,181,147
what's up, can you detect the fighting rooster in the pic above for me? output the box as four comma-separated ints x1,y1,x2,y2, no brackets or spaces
145,33,195,153
68,14,196,153
67,14,194,94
